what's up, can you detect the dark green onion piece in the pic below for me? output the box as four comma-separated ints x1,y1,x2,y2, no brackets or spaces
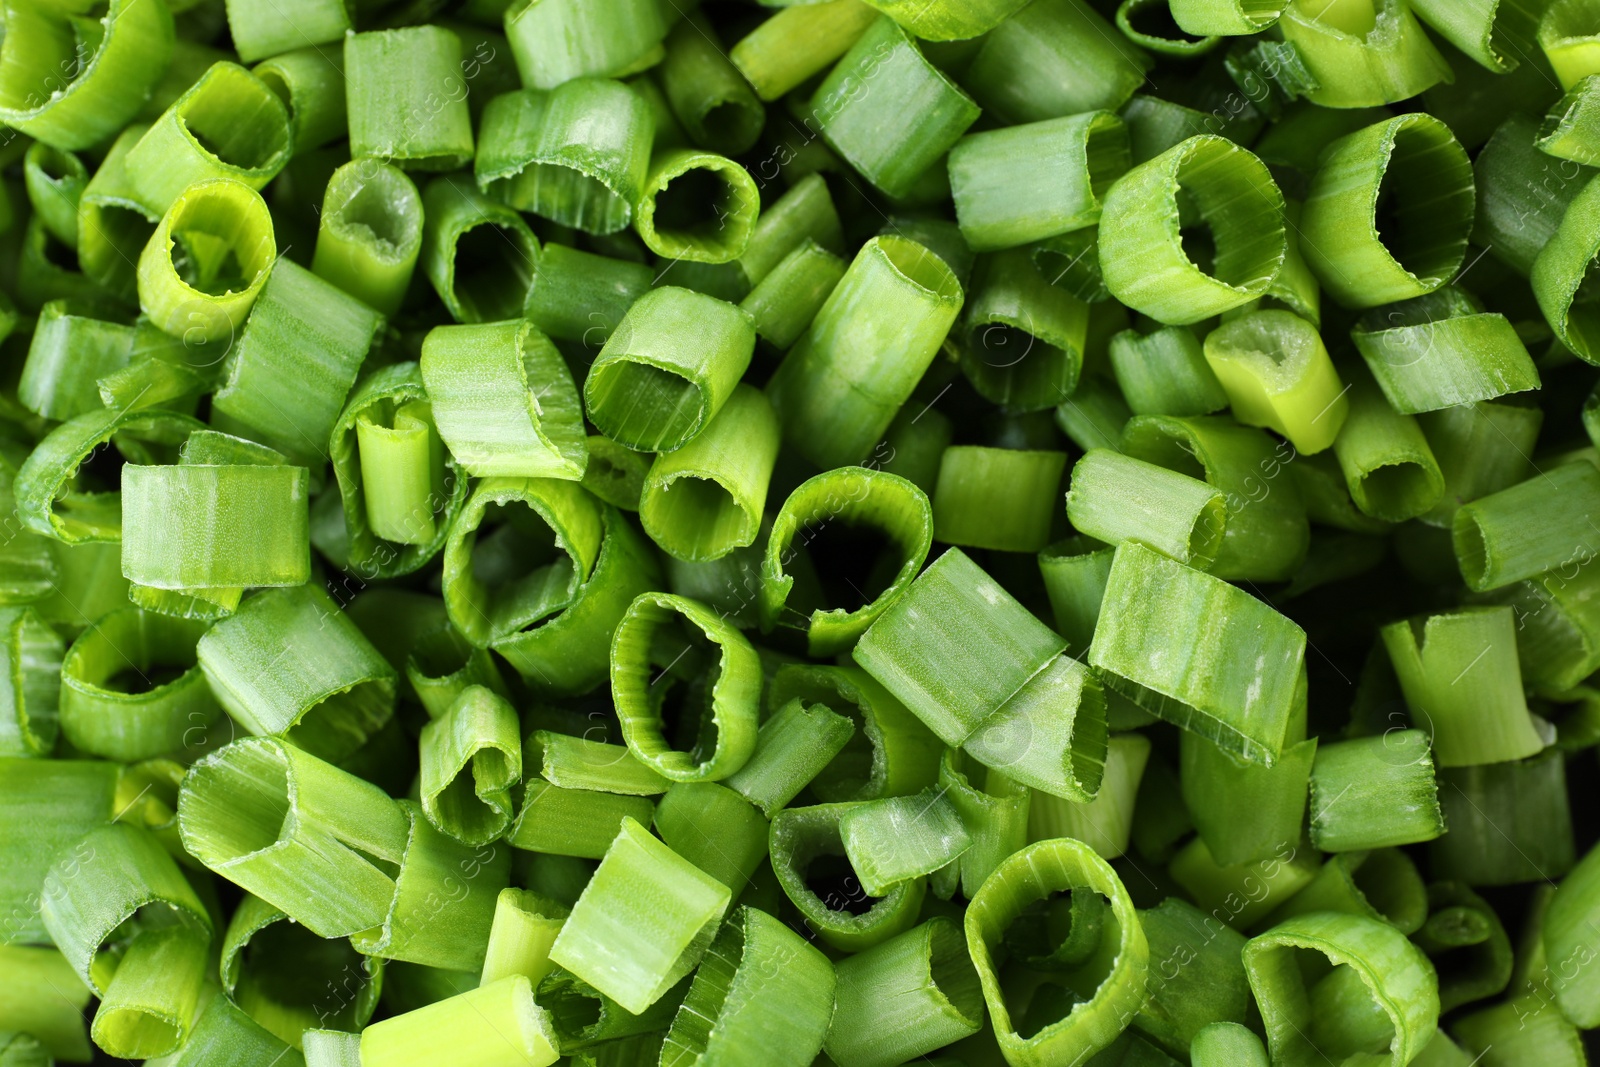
24,142,86,247
420,175,539,323
536,966,680,1053
739,240,846,350
1182,731,1315,867
1300,112,1475,309
475,80,653,235
1308,730,1444,851
0,758,119,944
1452,995,1586,1067
1066,447,1228,569
78,125,160,302
1331,366,1445,522
502,0,666,90
934,446,1066,554
511,780,656,859
1279,0,1451,107
0,607,63,758
347,27,474,171
1476,113,1590,277
1134,898,1252,1056
658,15,762,156
722,698,856,818
1484,558,1600,693
1455,462,1600,591
1539,73,1600,166
253,47,347,154
1431,749,1575,886
962,0,1150,123
959,249,1090,412
1117,0,1221,56
1416,881,1513,1012
406,626,508,720
1263,848,1428,935
809,16,980,200
313,160,425,319
634,150,759,264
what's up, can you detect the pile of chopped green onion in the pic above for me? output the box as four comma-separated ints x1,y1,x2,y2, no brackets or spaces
9,0,1600,1064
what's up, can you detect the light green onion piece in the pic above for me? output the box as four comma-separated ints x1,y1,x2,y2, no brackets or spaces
1381,606,1545,765
1331,367,1445,523
760,465,932,656
1538,73,1600,166
933,446,1066,554
480,887,569,989
1352,288,1540,413
304,1029,363,1067
1098,135,1287,325
1135,897,1251,1054
1452,995,1586,1067
538,731,669,796
59,608,215,762
1182,731,1315,867
1243,911,1440,1067
137,178,276,344
361,976,558,1067
312,160,424,319
0,946,92,1063
0,759,119,945
0,607,63,758
165,989,305,1067
406,626,509,720
1090,540,1306,765
634,150,760,264
1066,447,1227,568
1411,0,1541,73
839,788,971,896
738,172,846,288
928,750,1027,899
1038,536,1114,657
549,816,730,1015
808,18,979,199
225,0,349,62
1484,557,1600,693
611,591,761,782
419,685,521,846
78,124,160,302
767,236,964,470
962,0,1151,123
18,300,136,422
585,286,756,453
1308,730,1444,851
1109,325,1229,417
502,0,665,90
965,837,1148,1066
124,61,291,215
1432,750,1575,886
510,779,656,859
1542,0,1600,87
768,801,926,952
739,240,846,350
197,583,396,761
421,319,587,480
722,697,857,817
527,246,654,349
660,906,835,1067
959,249,1090,412
1263,847,1427,935
537,966,684,1054
1170,0,1286,35
420,175,540,323
1280,0,1451,107
1118,0,1221,56
24,142,86,247
210,257,383,469
475,79,653,235
1300,113,1475,309
347,27,474,171
1028,731,1150,860
730,0,878,102
652,782,769,894
253,47,347,154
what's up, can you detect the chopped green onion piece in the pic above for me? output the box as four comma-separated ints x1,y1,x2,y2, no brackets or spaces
1167,835,1320,929
124,61,291,215
536,966,683,1053
658,15,762,156
1538,73,1600,166
480,887,568,989
1190,1021,1268,1066
137,178,276,344
730,0,878,102
406,626,509,720
722,698,855,818
166,989,304,1067
963,0,1150,123
738,240,846,350
1452,994,1587,1067
1263,848,1428,935
312,160,424,319
1542,0,1600,87
1038,535,1114,657
78,124,160,302
959,249,1090,412
933,446,1066,554
965,837,1148,1067
1029,731,1150,859
420,175,539,323
1300,113,1474,309
1135,898,1251,1055
347,27,474,171
538,730,670,796
585,285,756,453
1412,0,1541,73
611,591,761,782
652,782,769,893
1109,326,1229,417
1476,113,1590,278
0,607,62,758
1066,447,1227,568
0,759,119,944
475,80,653,235
634,150,759,264
1170,0,1286,35
768,801,926,952
526,245,653,347
1182,732,1315,867
19,300,136,422
421,319,587,480
252,47,347,155
839,788,971,896
24,142,86,247
1331,366,1445,522
225,0,349,63
1098,135,1287,325
510,779,656,859
1431,749,1575,885
58,607,214,762
1308,730,1444,851
0,946,93,1062
738,172,845,288
419,685,521,846
1117,0,1221,56
502,0,665,90
767,235,964,470
933,749,1030,898
361,976,558,1067
1416,880,1513,1012
305,1029,363,1067
1280,0,1451,108
1454,458,1600,590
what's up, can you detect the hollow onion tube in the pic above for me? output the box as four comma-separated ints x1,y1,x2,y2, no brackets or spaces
197,583,396,762
24,142,85,246
538,732,670,796
511,779,656,859
58,608,216,762
721,699,856,818
1134,898,1252,1054
1411,0,1541,73
1182,732,1315,867
0,0,173,151
585,286,755,453
346,27,473,171
19,300,140,422
1301,113,1475,309
137,178,277,344
421,319,587,480
610,592,761,782
639,386,778,563
535,967,682,1053
253,47,347,154
928,749,1029,899
362,976,558,1067
1090,541,1306,765
1331,368,1445,523
475,80,653,235
1534,172,1600,363
1263,848,1428,936
958,249,1090,412
1109,326,1228,417
1066,447,1227,568
1033,229,1110,305
962,0,1151,123
855,548,1108,800
0,759,120,945
14,405,202,544
933,446,1066,554
1170,0,1287,35
1415,881,1513,1013
527,245,654,348
1098,135,1287,325
1476,114,1588,278
1431,750,1575,886
549,816,730,1015
764,663,942,803
228,0,349,63
312,160,424,319
839,788,971,896
759,466,932,656
1037,536,1113,657
809,17,979,199
1118,0,1221,56
331,363,466,579
420,175,540,323
658,15,762,156
949,112,1129,253
419,685,521,846
1539,74,1600,166
1280,0,1451,107
407,628,510,720
1121,414,1311,582
210,258,384,469
634,150,759,264
766,236,964,470
219,894,382,1044
1381,607,1545,765
660,906,834,1067
481,888,568,988
78,125,160,301
768,802,926,952
124,61,292,215
0,607,62,758
730,0,878,102
1542,0,1600,86
1308,730,1444,851
965,837,1148,1067
1352,289,1540,414
503,0,665,90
